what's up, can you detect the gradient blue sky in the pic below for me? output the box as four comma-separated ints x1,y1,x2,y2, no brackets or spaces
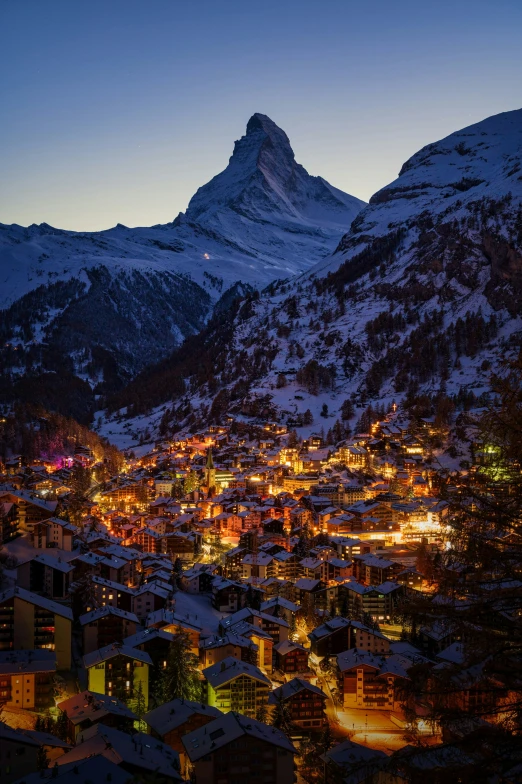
2,0,521,231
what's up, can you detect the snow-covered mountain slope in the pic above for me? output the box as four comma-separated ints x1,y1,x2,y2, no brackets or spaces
0,115,364,408
110,108,522,443
0,114,364,308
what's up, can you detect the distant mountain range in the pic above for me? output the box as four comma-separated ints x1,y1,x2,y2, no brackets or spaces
103,108,522,445
0,114,364,418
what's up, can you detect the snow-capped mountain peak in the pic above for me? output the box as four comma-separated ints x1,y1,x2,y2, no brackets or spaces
0,114,364,415
184,112,363,229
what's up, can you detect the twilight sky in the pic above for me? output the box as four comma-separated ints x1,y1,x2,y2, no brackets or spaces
2,0,522,232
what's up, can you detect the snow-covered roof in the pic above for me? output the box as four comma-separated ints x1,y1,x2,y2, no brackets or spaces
182,711,296,761
268,677,326,703
58,690,137,724
0,585,73,619
203,656,271,688
83,643,152,668
144,698,222,736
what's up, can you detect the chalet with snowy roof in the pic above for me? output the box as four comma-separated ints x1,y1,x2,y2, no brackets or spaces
331,536,373,561
397,566,424,589
220,606,289,644
336,444,368,467
17,552,75,600
299,557,324,580
161,530,201,561
0,649,56,710
90,576,134,612
145,609,201,654
352,553,403,585
56,724,182,782
260,595,300,623
71,551,105,581
124,627,181,669
322,738,387,782
273,639,309,675
57,690,137,740
182,711,296,784
323,557,353,580
269,677,328,731
0,500,18,543
314,618,391,658
309,617,352,657
131,526,162,553
199,632,258,669
224,545,249,577
240,551,277,580
83,643,152,708
223,620,273,673
131,582,170,620
32,516,77,550
203,656,271,717
0,586,73,669
338,579,404,621
0,488,58,533
80,606,139,655
326,513,358,535
336,649,410,711
294,577,338,612
211,577,248,612
418,620,459,656
96,543,143,568
272,549,302,580
145,698,223,779
180,563,219,593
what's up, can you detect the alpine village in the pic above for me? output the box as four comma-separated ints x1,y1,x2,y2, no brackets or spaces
2,108,522,784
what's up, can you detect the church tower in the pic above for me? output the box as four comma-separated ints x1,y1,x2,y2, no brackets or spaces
205,447,216,495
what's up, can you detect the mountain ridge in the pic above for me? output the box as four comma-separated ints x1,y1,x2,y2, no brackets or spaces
0,114,364,417
102,107,522,446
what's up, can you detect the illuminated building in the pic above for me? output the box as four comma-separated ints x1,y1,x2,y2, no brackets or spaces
202,657,271,717
83,643,151,708
0,586,72,669
0,649,55,710
268,678,328,730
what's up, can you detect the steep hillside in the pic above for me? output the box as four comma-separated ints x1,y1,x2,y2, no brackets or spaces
107,108,522,443
0,114,364,414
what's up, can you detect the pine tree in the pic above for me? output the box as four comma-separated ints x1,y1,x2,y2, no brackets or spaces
294,522,311,558
301,591,319,633
183,470,200,495
173,557,184,588
56,710,69,742
36,745,49,771
272,693,295,735
130,680,147,731
255,698,269,723
161,627,201,702
244,643,258,666
320,653,334,676
299,721,335,783
289,612,298,641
